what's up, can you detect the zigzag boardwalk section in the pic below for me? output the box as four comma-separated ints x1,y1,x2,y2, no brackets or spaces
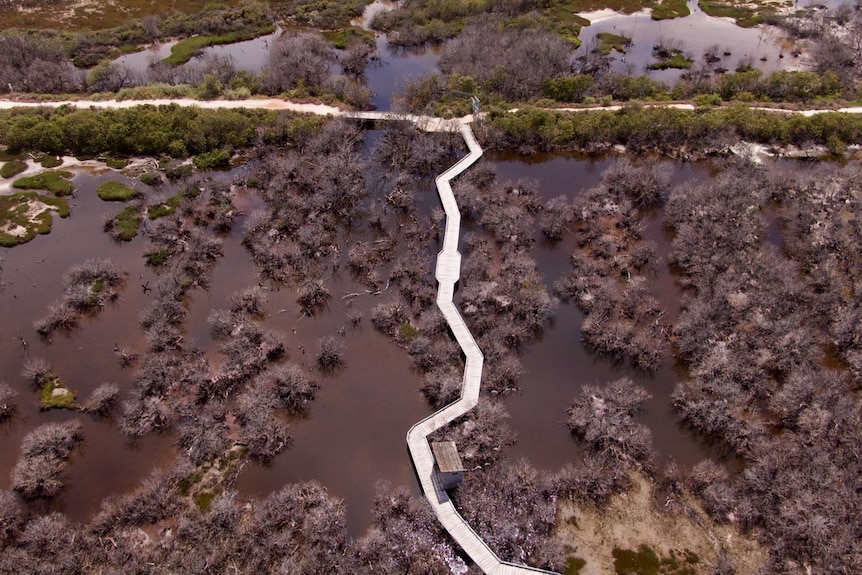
404,121,559,575
0,94,556,574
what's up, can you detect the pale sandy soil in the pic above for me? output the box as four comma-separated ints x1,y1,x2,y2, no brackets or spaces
557,472,767,575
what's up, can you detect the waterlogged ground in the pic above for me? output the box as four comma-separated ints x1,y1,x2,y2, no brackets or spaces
110,0,808,108
577,1,804,81
0,142,733,535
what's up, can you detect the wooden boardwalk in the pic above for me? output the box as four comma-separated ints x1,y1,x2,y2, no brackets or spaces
405,121,559,575
0,93,553,573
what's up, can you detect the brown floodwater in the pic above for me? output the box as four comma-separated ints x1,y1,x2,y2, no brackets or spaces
2,143,729,537
0,170,176,521
487,152,720,471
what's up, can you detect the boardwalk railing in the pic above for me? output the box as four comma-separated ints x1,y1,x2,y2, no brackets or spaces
405,122,560,575
0,93,556,574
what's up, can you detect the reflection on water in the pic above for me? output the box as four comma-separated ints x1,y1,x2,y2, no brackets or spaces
367,38,440,111
488,152,719,471
0,133,745,543
114,29,281,74
578,0,803,82
112,27,439,112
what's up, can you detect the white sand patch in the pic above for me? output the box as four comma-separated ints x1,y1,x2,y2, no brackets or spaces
579,8,652,24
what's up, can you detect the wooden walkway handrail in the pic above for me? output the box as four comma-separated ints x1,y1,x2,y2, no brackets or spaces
405,121,560,575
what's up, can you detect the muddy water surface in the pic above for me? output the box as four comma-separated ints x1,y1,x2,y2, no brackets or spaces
488,153,718,470
2,140,729,536
578,0,803,82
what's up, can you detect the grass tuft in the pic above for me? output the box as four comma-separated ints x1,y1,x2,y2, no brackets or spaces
597,32,632,54
39,375,77,410
105,157,129,169
105,204,143,241
163,26,275,66
97,180,137,201
0,192,69,247
38,156,63,168
652,0,690,20
1,160,27,179
12,171,75,196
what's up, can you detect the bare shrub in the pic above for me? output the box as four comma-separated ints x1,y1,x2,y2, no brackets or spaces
553,452,633,505
297,280,331,316
541,195,574,241
602,158,672,207
229,286,266,317
454,459,566,571
352,482,457,575
89,470,180,535
567,378,655,466
340,38,376,77
420,368,462,409
267,363,318,414
440,20,572,100
120,393,173,437
21,358,52,387
34,259,124,337
316,336,344,374
263,32,335,95
433,400,515,467
0,383,18,421
235,382,291,463
11,420,84,499
176,408,231,466
81,383,119,416
207,308,234,339
0,490,22,545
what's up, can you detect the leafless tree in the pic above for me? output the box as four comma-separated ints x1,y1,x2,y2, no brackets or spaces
440,20,573,100
262,32,335,95
340,38,376,77
11,420,84,499
316,336,344,374
567,378,655,466
0,383,16,422
81,383,119,416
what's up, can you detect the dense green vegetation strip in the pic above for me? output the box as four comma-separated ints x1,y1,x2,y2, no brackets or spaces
0,105,274,157
485,105,862,153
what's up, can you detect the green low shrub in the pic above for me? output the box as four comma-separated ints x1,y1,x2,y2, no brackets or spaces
145,248,171,266
0,192,70,247
0,159,27,179
38,156,63,168
97,180,137,201
140,172,161,185
12,171,74,196
652,0,690,19
105,157,129,169
39,376,76,410
106,204,143,241
193,148,232,169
